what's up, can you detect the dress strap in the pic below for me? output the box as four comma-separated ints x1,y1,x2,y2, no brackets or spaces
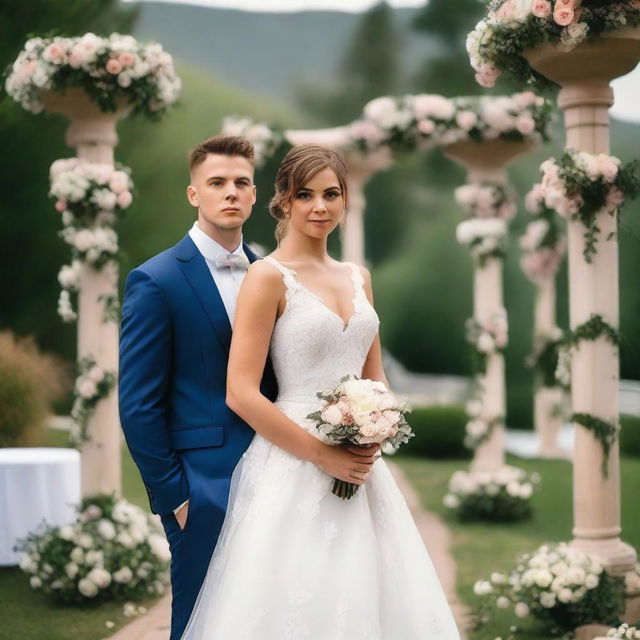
261,256,299,297
344,262,369,313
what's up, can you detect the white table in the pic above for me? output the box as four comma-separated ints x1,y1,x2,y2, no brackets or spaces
0,448,81,566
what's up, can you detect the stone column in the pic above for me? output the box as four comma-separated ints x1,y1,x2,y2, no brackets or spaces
285,127,392,265
525,28,640,609
533,277,565,457
444,138,536,472
41,88,129,496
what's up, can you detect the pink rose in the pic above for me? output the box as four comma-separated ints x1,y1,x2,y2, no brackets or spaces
597,154,619,182
109,171,130,194
531,0,552,19
321,404,343,426
43,43,66,64
106,58,123,75
55,200,67,213
516,114,536,135
68,46,88,69
554,8,574,25
117,191,133,209
475,72,496,88
119,52,136,68
417,119,436,135
455,110,478,132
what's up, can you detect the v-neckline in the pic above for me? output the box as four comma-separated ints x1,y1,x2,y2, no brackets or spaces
269,257,359,332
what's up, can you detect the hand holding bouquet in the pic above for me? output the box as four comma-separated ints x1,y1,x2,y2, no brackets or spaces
306,376,413,499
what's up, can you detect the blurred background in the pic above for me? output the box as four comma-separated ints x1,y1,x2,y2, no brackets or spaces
1,0,639,435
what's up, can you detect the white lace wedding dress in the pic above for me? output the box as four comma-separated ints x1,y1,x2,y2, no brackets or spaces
181,257,460,640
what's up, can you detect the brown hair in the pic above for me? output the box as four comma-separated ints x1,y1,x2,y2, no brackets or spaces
269,144,348,242
188,135,255,174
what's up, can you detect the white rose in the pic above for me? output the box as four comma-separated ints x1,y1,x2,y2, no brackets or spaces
72,229,95,253
491,572,507,585
540,591,556,608
19,555,37,574
97,519,116,541
115,530,135,549
585,573,599,589
78,577,99,598
93,189,118,210
558,587,574,603
70,547,84,564
65,562,79,579
78,533,93,549
364,97,400,130
87,567,111,589
148,534,171,562
321,404,343,426
85,550,104,566
59,525,75,541
76,377,98,399
506,481,521,497
519,483,533,499
30,576,42,589
443,494,460,509
514,602,530,618
108,171,130,194
535,570,553,588
496,596,510,609
473,580,493,595
455,110,478,131
113,566,133,584
477,333,495,354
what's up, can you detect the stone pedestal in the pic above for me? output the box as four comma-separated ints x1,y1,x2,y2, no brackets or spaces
525,26,640,616
41,87,129,496
444,137,537,472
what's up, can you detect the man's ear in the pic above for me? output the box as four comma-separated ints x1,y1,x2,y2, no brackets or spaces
186,185,198,207
251,184,257,205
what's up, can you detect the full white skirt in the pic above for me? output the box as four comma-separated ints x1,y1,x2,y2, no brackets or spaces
181,400,460,640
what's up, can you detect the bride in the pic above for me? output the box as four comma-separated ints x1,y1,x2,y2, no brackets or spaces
181,144,461,639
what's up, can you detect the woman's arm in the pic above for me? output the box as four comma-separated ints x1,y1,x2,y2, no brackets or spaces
226,260,377,484
359,265,390,387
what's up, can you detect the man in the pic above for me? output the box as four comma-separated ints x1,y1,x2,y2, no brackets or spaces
119,135,276,640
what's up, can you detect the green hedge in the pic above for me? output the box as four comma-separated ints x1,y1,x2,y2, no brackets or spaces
397,405,471,459
621,414,640,457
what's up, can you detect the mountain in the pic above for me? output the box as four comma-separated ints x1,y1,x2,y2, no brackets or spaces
130,0,436,116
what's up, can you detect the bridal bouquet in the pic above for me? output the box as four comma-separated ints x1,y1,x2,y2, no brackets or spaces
306,376,412,499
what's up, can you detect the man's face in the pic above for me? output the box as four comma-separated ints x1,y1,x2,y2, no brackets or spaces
187,153,256,233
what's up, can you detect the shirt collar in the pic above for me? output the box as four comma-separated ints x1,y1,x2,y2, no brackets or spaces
188,221,245,263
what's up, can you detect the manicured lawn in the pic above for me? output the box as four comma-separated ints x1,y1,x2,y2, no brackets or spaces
397,454,640,640
0,429,155,640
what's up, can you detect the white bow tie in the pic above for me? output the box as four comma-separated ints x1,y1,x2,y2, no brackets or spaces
212,253,250,270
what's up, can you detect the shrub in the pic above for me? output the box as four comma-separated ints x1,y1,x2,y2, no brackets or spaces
620,414,640,457
399,405,471,459
0,331,68,446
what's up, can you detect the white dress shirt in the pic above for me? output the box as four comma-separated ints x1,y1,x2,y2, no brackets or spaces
188,221,248,326
174,222,248,518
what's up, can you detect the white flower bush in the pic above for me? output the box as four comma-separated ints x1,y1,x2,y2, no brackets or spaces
444,466,538,521
473,542,625,633
6,33,181,118
534,149,639,263
16,495,169,604
349,92,552,153
467,1,640,90
606,624,640,639
221,116,284,168
70,356,116,446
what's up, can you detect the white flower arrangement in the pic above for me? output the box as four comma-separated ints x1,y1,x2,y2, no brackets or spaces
467,1,640,90
455,182,517,221
535,149,639,263
473,541,625,633
70,356,116,446
6,33,181,118
221,116,284,168
606,624,640,639
16,495,169,604
444,466,538,521
349,92,552,153
466,309,509,360
456,217,508,265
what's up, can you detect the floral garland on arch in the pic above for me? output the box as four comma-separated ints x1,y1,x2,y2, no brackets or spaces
221,116,286,168
50,157,133,323
349,92,553,153
467,0,640,91
536,149,640,263
5,33,181,118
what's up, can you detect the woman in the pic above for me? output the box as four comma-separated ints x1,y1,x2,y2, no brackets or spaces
181,145,460,639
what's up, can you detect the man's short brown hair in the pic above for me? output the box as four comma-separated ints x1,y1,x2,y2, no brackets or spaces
188,135,255,174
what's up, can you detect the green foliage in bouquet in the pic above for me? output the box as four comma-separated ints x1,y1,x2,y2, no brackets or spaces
15,494,169,604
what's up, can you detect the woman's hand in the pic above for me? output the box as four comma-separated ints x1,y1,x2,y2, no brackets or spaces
314,442,380,484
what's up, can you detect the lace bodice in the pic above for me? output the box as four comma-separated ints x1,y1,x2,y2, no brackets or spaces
262,256,380,404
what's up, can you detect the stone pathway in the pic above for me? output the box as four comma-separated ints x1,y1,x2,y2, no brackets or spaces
109,462,469,640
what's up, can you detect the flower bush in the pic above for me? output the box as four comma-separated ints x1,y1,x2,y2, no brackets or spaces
16,495,170,604
467,1,640,91
6,33,181,118
70,356,116,446
606,624,640,639
473,542,625,633
349,91,552,153
534,149,639,263
444,466,538,521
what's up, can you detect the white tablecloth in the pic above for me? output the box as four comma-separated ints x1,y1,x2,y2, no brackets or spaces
0,448,81,566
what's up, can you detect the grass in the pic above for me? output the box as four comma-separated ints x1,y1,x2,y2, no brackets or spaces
0,429,154,640
397,455,640,640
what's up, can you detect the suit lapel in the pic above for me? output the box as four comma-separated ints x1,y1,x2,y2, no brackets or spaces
174,235,232,353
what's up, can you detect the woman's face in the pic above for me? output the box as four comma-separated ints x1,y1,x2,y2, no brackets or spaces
284,167,345,239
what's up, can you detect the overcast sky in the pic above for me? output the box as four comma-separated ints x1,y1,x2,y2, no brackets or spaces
128,0,639,122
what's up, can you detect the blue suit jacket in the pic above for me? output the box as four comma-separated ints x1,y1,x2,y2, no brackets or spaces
118,233,277,516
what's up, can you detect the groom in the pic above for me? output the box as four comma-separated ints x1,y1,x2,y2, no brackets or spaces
119,135,276,640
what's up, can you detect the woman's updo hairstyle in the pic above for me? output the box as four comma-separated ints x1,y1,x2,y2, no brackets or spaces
269,144,349,242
